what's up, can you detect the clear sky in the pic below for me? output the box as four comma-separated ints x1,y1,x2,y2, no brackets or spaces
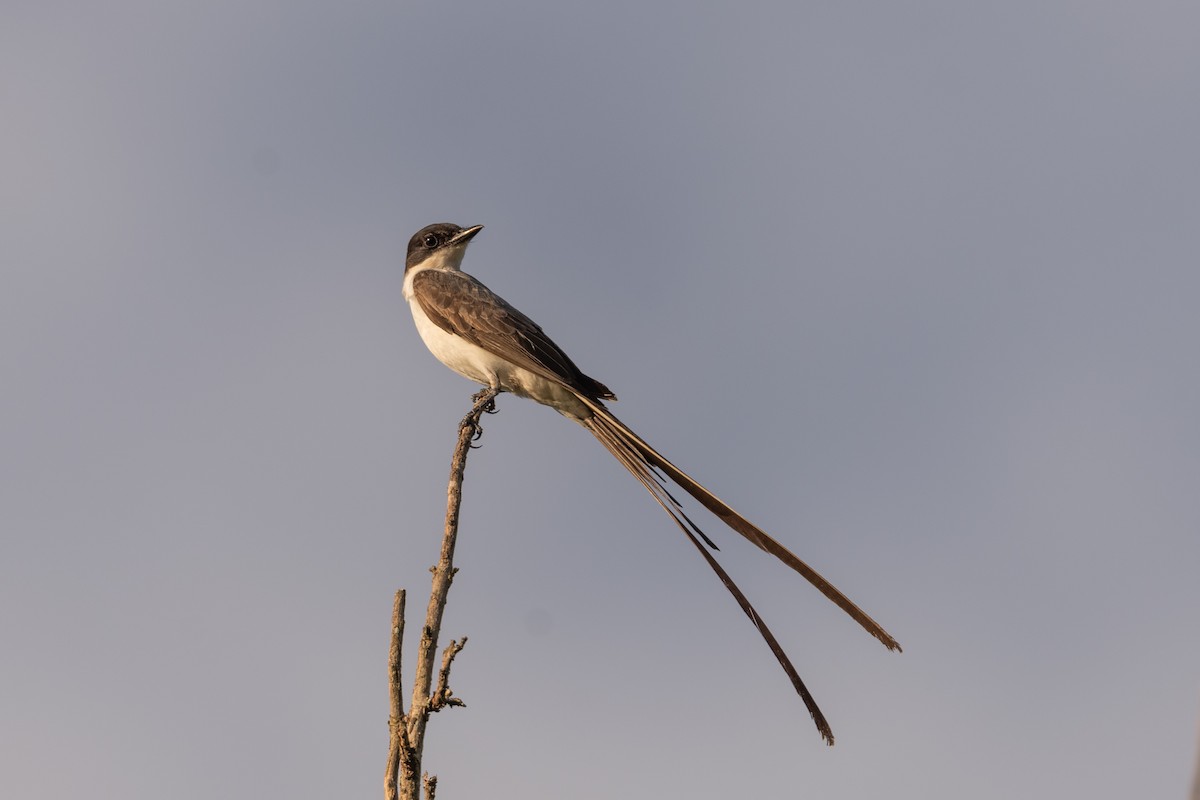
4,2,1199,798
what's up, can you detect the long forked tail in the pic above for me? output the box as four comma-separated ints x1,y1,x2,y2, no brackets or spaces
581,400,901,653
582,411,836,744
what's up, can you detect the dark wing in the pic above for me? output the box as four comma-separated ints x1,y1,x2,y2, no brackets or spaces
411,269,615,401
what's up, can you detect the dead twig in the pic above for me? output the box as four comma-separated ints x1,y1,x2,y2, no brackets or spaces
385,591,417,800
384,387,501,800
430,638,468,712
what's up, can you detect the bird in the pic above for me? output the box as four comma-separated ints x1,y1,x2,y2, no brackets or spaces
401,221,900,744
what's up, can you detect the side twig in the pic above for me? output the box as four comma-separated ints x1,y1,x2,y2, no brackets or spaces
385,387,500,800
385,591,415,799
430,638,468,712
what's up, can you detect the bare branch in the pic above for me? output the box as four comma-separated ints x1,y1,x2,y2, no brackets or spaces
385,388,499,799
1191,703,1200,800
430,637,468,712
385,591,416,800
408,387,497,757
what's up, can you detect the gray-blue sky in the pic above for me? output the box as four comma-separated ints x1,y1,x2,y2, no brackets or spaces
3,2,1199,797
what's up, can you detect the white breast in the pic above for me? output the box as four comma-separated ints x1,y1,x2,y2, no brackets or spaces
403,266,591,419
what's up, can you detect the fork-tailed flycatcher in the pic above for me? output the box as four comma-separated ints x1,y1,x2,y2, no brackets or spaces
402,222,900,744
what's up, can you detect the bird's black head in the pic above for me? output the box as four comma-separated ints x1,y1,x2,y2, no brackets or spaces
405,223,484,271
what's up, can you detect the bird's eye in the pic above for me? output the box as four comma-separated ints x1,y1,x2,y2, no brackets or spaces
423,234,439,248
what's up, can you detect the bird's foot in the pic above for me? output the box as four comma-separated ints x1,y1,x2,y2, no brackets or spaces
464,387,501,445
